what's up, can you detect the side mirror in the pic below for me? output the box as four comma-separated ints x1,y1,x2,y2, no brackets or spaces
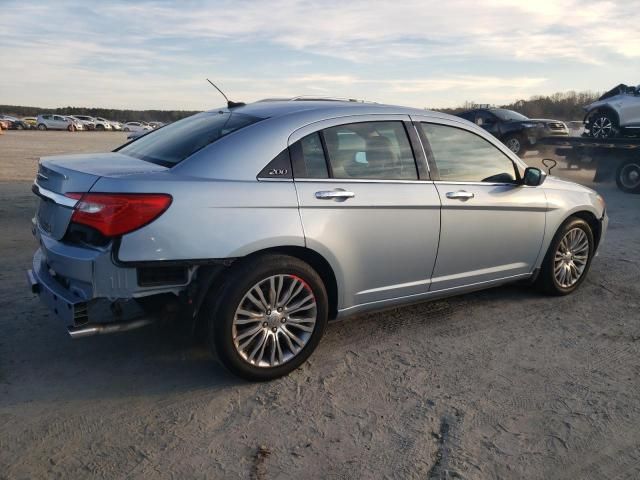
522,167,546,186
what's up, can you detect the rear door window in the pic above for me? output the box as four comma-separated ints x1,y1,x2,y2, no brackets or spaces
291,132,329,178
323,122,417,180
291,121,418,180
118,111,261,167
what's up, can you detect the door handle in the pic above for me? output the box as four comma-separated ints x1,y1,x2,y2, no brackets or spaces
315,189,355,201
446,190,475,200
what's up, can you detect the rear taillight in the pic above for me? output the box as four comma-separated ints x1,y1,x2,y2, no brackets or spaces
66,193,172,237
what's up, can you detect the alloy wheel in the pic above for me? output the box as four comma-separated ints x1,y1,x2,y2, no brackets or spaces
232,274,317,368
506,137,521,153
591,116,613,138
553,228,590,288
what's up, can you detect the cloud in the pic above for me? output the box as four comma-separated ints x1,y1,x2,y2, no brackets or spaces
90,0,640,63
0,0,637,109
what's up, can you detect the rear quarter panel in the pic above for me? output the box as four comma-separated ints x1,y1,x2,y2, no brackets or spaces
91,173,304,262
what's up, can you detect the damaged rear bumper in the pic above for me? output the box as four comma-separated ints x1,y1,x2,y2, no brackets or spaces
27,248,157,337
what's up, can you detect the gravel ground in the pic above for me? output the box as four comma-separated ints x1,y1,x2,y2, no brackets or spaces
0,131,639,479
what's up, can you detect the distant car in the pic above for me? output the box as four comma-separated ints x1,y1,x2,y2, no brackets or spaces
68,115,96,131
36,114,83,131
22,117,38,128
123,122,152,133
457,108,568,156
95,117,120,131
0,114,30,130
79,116,112,131
583,84,640,139
126,130,150,141
148,121,164,129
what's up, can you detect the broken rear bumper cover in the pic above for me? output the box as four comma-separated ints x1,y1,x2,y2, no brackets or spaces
27,248,159,337
27,227,196,337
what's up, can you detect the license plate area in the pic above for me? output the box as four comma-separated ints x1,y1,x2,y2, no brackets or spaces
35,197,74,239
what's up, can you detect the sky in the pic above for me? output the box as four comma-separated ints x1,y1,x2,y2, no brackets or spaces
0,0,639,110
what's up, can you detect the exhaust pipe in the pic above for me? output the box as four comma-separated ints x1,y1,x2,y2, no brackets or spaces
67,318,154,338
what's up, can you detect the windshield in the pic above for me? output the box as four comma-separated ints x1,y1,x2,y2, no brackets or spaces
117,111,262,167
491,109,529,121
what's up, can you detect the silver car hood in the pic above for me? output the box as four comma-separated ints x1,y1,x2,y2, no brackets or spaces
542,175,596,194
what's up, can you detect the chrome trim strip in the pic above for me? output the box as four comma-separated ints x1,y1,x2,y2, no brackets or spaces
433,180,516,186
293,178,435,184
32,182,78,208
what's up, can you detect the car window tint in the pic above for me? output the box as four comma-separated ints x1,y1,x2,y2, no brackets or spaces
421,123,517,183
476,111,496,125
118,111,261,167
292,132,329,178
322,121,417,180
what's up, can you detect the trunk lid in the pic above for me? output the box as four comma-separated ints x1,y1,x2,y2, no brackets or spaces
34,152,168,240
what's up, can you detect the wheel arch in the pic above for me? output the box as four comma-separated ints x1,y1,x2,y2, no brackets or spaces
202,246,339,321
571,210,602,250
247,246,339,320
585,106,620,126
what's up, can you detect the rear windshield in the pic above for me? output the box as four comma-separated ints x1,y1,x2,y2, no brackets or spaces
117,111,261,167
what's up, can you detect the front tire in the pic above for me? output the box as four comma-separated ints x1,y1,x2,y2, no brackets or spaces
535,217,595,295
588,111,618,139
616,160,640,193
205,254,328,381
37,124,47,131
504,134,526,157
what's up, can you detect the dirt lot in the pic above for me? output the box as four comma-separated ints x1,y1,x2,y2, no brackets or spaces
1,131,639,479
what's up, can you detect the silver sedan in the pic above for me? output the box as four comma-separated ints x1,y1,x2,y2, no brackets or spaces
28,99,608,380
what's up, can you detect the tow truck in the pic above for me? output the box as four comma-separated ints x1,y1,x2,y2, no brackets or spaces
539,136,640,194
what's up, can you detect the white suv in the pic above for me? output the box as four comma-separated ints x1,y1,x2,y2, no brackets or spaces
584,83,640,138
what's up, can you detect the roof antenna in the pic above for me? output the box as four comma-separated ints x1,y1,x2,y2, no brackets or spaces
206,79,245,108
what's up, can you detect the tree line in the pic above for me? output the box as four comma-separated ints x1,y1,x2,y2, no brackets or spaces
2,90,603,124
0,105,201,123
434,91,602,121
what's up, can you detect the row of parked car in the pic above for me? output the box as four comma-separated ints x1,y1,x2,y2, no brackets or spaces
0,114,163,133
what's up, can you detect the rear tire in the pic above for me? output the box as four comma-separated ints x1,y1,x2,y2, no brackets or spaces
535,217,595,296
204,254,328,381
124,127,130,132
96,124,105,131
615,160,640,193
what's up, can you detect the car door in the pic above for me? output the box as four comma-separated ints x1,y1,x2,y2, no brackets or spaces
291,116,441,313
413,116,547,291
53,115,67,129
